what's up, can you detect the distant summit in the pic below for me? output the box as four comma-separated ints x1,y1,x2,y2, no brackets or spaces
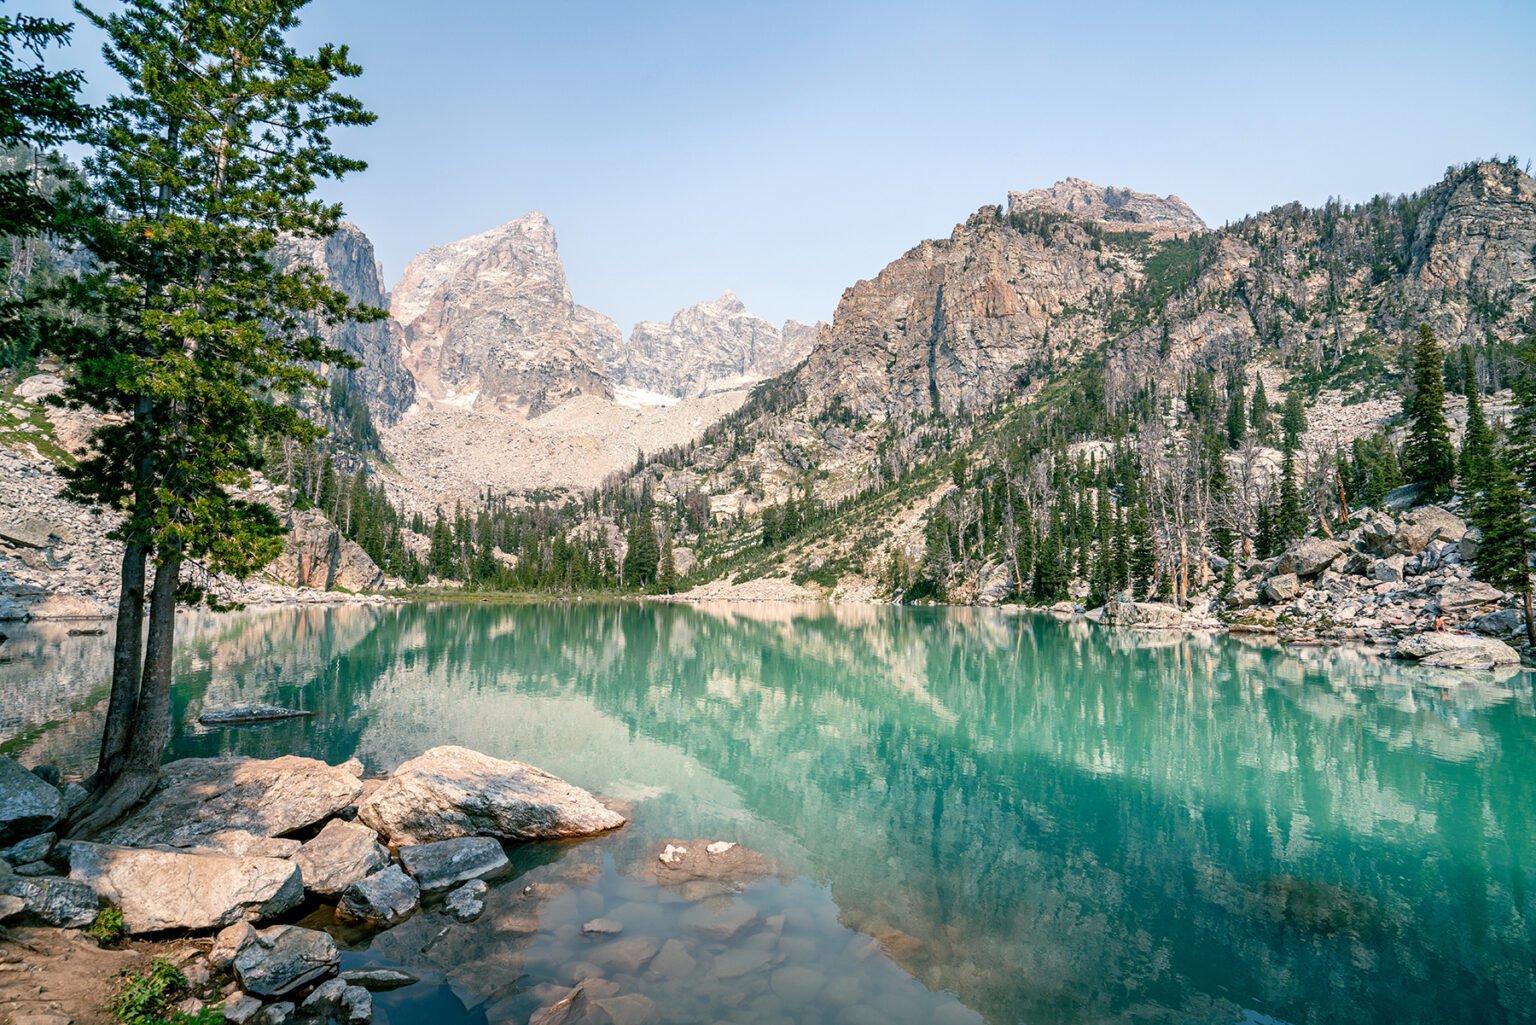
1007,178,1206,234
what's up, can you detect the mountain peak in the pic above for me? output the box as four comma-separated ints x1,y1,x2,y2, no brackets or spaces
1007,178,1206,234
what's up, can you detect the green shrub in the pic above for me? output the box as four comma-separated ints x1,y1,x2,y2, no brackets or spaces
111,959,223,1025
87,905,127,948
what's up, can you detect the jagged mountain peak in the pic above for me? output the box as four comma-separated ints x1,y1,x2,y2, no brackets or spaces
1007,177,1206,234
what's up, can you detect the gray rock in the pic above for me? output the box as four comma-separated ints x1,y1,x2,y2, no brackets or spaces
1262,573,1300,603
61,783,89,815
1471,608,1527,641
13,861,54,876
291,819,389,897
300,978,372,1025
1436,579,1504,613
1394,631,1522,670
0,872,97,927
358,746,625,847
582,916,623,935
222,994,263,1025
1099,601,1183,629
1370,556,1406,583
100,756,363,849
233,925,340,997
443,878,488,922
336,866,419,926
1459,526,1482,561
4,833,56,866
0,757,63,842
210,921,258,970
339,968,419,992
1399,505,1467,554
197,705,315,726
1272,538,1346,578
1383,482,1429,513
0,894,24,921
976,563,1013,606
66,841,302,933
397,836,507,892
255,1002,296,1025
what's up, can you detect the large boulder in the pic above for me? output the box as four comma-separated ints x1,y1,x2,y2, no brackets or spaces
233,924,340,997
0,872,97,927
100,756,363,848
1272,538,1347,579
1099,601,1183,629
336,866,419,926
1261,573,1300,603
357,746,625,846
291,820,389,898
1471,608,1528,642
1394,632,1522,670
1398,506,1467,555
397,837,507,892
0,757,63,843
1435,579,1505,614
66,841,302,933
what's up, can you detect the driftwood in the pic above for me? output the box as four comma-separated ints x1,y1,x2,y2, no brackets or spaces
197,705,315,726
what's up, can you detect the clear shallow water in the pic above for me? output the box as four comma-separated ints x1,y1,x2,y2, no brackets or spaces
3,602,1536,1024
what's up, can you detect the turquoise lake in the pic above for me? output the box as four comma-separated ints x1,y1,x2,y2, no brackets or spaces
3,601,1534,1024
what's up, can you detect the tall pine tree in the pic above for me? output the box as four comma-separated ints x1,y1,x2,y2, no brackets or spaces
1402,324,1456,500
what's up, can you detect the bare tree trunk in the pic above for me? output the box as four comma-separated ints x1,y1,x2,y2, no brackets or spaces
93,542,146,788
70,559,180,838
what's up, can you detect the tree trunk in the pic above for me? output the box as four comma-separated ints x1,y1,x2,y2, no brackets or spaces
68,558,180,839
92,542,147,789
1524,583,1535,650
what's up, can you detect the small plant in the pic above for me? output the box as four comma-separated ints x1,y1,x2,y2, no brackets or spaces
111,959,186,1025
87,905,127,948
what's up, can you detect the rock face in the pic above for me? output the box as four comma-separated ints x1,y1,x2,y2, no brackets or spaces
65,841,303,933
391,214,618,417
99,756,363,849
1272,539,1347,578
273,223,416,425
1394,632,1522,670
357,745,625,846
1099,601,1184,629
0,757,63,842
603,292,817,399
291,820,389,898
262,506,384,593
1007,178,1207,235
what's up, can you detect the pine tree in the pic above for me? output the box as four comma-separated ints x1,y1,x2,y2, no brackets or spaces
55,0,378,833
1281,388,1307,451
1225,373,1247,448
658,531,677,594
1277,448,1306,543
1472,459,1535,647
1460,347,1494,516
1250,377,1271,440
1402,324,1456,500
622,511,660,588
1128,498,1155,598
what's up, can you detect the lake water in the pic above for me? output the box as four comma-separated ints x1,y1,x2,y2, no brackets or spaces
3,601,1534,1025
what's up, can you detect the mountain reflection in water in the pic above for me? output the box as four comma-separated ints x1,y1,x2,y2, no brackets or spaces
2,601,1533,1024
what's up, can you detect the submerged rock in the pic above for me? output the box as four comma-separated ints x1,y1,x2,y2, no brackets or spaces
99,756,363,849
0,757,63,843
398,836,507,892
443,878,488,922
233,924,340,997
339,968,419,991
66,841,302,932
1393,631,1522,670
357,746,624,846
300,978,373,1025
336,866,420,926
292,820,389,897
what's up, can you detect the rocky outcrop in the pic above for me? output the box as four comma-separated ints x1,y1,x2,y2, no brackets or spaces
290,820,389,898
273,223,416,426
262,506,384,593
356,745,625,846
390,214,618,417
0,758,63,842
1100,601,1184,629
1007,178,1207,235
603,292,816,398
0,871,98,927
99,756,363,849
65,842,303,932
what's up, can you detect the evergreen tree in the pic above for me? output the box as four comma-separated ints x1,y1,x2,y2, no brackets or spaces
1281,388,1307,451
622,511,660,588
1277,448,1306,543
1471,459,1535,646
1128,498,1155,598
1460,346,1494,514
1250,377,1271,439
658,531,677,594
1402,324,1456,500
1225,373,1247,448
56,0,378,834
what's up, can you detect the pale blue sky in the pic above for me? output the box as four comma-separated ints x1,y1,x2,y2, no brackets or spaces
32,0,1536,331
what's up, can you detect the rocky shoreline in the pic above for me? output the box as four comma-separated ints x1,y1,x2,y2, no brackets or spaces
0,746,640,1025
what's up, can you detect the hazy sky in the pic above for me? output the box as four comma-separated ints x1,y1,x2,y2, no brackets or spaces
32,0,1536,331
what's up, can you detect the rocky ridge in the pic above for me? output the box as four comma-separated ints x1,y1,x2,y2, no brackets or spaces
1007,177,1207,235
602,291,818,399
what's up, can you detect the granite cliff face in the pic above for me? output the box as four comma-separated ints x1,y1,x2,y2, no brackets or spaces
274,224,416,425
390,214,618,418
603,291,817,398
